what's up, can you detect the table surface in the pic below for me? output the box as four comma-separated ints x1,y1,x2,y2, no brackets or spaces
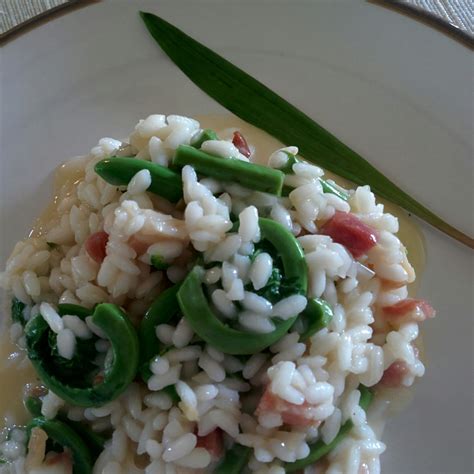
0,0,473,41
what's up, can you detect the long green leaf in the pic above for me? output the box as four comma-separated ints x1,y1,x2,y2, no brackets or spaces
140,11,473,249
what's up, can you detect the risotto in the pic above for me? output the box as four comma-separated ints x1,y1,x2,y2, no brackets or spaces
0,114,434,474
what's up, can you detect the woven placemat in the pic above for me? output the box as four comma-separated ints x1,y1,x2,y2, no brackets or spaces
0,0,70,35
0,0,473,43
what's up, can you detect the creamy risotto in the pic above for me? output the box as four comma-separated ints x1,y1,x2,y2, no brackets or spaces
0,115,434,474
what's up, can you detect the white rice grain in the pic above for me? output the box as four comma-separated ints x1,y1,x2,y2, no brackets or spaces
242,292,272,315
211,289,237,318
239,206,260,242
172,318,194,349
272,295,307,319
62,315,92,339
162,433,197,462
40,302,64,333
249,252,273,290
239,312,275,334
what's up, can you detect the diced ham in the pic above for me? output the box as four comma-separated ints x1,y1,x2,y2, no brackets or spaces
319,211,378,258
256,387,322,427
379,360,410,388
382,298,435,324
311,459,330,474
44,451,73,470
232,131,252,158
196,429,223,459
85,231,109,263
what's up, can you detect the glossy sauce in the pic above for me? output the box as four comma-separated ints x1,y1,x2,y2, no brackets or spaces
30,155,88,238
0,157,87,429
0,115,426,429
0,333,38,429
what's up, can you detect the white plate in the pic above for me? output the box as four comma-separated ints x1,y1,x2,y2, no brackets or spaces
1,1,472,473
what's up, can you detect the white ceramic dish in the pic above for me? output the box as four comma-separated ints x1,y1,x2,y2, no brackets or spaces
1,1,472,473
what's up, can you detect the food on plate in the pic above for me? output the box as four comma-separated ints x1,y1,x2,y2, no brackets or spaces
0,114,435,473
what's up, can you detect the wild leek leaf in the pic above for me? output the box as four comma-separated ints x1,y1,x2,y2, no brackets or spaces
140,11,473,249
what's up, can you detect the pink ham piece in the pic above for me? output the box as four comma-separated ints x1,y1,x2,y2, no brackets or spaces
380,360,410,388
256,387,323,427
382,298,435,324
232,131,252,158
196,429,223,459
320,211,378,258
85,231,109,263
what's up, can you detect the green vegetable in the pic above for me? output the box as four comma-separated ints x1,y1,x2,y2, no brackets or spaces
178,218,307,354
243,233,302,304
319,178,349,201
162,384,180,403
140,11,473,248
138,284,181,381
191,128,218,148
55,304,98,384
213,443,251,474
25,303,139,407
173,144,284,195
65,420,105,461
282,179,348,201
278,151,299,174
150,254,170,271
57,303,92,319
281,184,294,197
27,417,93,474
11,297,27,326
298,298,333,341
277,153,349,201
284,385,374,471
94,157,183,203
25,395,42,417
25,396,105,460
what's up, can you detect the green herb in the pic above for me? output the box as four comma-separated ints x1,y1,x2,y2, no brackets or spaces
162,384,180,403
214,443,252,474
246,238,303,304
251,267,282,303
191,128,218,148
298,298,333,341
47,330,98,388
11,297,26,326
140,11,473,249
277,151,299,174
150,254,170,270
319,179,349,201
